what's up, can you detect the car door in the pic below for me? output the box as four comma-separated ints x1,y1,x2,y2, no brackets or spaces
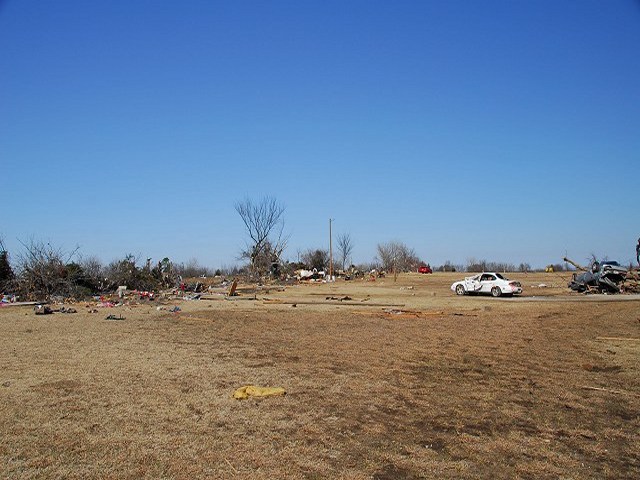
465,275,482,292
479,274,496,293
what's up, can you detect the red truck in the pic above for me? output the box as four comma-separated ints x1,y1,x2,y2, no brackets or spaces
418,265,432,274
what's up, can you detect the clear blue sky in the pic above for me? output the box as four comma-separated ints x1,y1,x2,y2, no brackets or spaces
1,0,639,269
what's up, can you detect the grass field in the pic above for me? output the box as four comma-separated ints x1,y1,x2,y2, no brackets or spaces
1,272,638,479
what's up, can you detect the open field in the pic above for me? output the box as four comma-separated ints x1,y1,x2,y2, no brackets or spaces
1,272,639,479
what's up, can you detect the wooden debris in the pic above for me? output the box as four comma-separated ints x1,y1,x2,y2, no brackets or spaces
0,301,43,307
581,386,640,398
224,458,238,476
261,300,404,307
354,309,444,319
227,279,238,297
595,337,640,342
622,269,640,293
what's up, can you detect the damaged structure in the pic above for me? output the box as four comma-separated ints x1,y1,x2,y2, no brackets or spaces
564,257,639,294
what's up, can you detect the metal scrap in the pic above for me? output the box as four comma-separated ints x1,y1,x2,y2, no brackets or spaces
564,257,637,294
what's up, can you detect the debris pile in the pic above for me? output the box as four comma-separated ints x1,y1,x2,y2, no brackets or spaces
565,257,638,294
622,269,640,294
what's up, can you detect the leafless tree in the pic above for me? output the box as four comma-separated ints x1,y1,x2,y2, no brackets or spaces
518,262,531,273
78,255,107,291
336,233,354,271
235,196,288,277
175,257,211,278
301,248,329,270
15,238,81,300
377,241,422,281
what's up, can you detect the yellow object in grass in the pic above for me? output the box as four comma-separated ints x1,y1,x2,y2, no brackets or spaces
233,385,286,399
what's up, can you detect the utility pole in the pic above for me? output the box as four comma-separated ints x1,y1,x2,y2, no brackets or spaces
329,218,333,280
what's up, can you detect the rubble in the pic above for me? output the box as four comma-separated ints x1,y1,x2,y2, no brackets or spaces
34,305,52,315
623,269,640,293
564,257,639,294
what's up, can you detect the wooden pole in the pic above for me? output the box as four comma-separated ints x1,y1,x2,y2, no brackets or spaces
329,218,333,280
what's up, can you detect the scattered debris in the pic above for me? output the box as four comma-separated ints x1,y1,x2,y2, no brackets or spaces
595,337,640,342
262,299,404,307
581,386,640,398
227,279,238,297
225,295,257,301
136,290,155,300
59,306,77,313
233,385,286,399
564,257,635,294
34,305,52,315
325,296,352,301
105,314,125,320
296,269,325,281
355,309,445,319
1,301,40,307
169,306,181,313
383,309,445,319
1,294,18,303
623,269,640,293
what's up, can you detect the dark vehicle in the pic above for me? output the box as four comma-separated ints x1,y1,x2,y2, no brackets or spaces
567,259,627,293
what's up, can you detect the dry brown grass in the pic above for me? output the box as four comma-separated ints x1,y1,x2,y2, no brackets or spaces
1,273,639,479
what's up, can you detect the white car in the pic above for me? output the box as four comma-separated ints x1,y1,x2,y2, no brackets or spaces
451,272,522,297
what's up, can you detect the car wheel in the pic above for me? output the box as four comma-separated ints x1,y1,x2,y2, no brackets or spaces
491,286,502,297
455,284,465,296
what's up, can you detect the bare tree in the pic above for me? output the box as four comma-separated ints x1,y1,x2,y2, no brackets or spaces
175,257,211,278
15,238,81,300
336,233,354,271
78,255,106,292
377,241,422,281
301,248,329,270
235,196,288,277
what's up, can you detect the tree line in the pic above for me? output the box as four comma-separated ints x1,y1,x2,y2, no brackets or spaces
0,196,565,300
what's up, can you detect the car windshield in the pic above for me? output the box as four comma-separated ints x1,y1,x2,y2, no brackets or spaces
496,273,507,280
602,261,620,266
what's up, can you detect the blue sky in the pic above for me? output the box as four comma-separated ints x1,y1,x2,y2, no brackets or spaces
1,0,639,269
